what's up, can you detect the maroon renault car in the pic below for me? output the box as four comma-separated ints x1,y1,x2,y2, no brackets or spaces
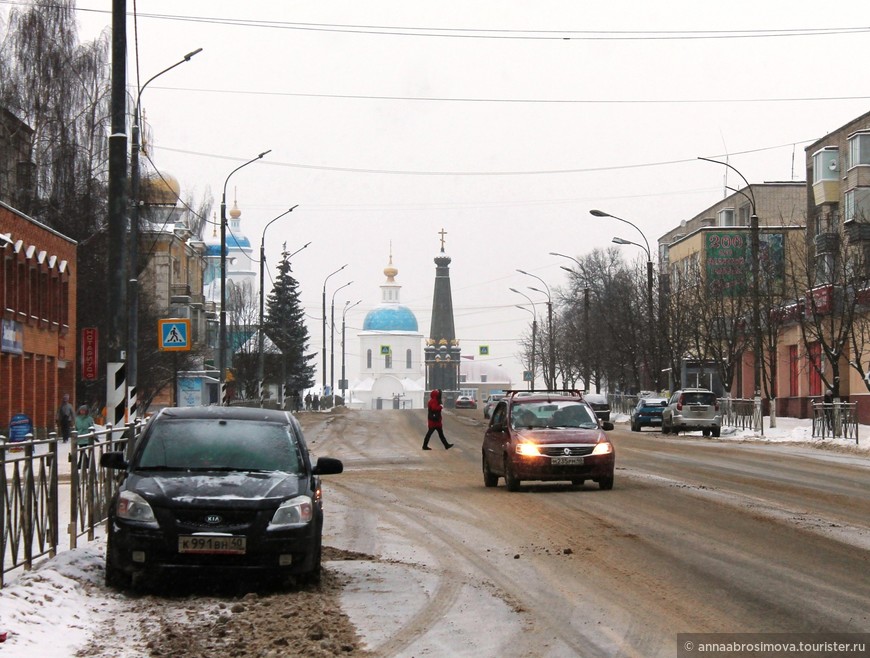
481,390,615,491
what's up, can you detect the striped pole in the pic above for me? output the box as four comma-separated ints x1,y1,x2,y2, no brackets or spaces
107,361,127,432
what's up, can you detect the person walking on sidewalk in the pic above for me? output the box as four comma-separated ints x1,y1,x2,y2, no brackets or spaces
75,405,96,468
56,393,74,443
422,389,453,450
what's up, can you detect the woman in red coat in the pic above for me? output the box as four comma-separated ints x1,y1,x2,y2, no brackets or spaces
422,389,453,450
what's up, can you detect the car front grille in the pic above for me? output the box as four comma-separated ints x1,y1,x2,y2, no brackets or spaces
539,445,596,457
172,509,258,532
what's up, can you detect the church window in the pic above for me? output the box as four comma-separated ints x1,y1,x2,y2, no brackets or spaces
406,349,412,369
366,349,372,369
385,352,392,369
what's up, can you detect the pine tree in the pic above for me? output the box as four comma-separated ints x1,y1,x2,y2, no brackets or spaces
263,248,316,392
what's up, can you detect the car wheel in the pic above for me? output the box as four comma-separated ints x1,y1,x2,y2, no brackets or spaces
299,534,323,586
712,427,721,438
504,456,521,492
662,419,671,435
631,421,639,432
104,533,131,589
599,475,614,490
482,455,498,488
702,429,711,437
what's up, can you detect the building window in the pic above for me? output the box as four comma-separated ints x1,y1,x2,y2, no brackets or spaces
481,374,487,382
844,187,870,223
406,349,412,369
848,131,870,169
460,374,467,383
815,252,833,284
813,147,839,182
717,208,735,227
385,352,392,369
789,345,798,397
366,349,372,369
738,204,752,226
808,342,822,397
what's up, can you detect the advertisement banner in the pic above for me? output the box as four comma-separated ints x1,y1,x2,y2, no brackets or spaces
81,327,99,380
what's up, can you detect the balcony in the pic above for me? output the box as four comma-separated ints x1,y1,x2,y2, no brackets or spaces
814,231,840,253
844,221,870,244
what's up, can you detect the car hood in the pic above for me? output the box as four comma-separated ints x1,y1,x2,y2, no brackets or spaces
125,471,305,508
515,427,605,445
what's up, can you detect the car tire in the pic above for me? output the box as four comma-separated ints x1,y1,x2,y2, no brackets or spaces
104,533,131,589
482,455,498,488
299,535,323,587
504,456,521,492
631,421,639,432
702,429,711,437
662,420,671,435
712,427,721,438
599,475,614,490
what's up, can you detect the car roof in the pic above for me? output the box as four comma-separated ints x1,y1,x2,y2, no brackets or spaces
504,390,587,404
640,397,667,404
153,406,296,424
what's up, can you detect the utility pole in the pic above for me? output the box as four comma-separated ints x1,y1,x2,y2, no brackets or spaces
106,0,128,429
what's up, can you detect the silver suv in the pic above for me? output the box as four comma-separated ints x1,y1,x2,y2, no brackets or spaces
661,389,721,437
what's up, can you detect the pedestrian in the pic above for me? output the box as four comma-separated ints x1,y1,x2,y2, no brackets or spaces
422,389,453,450
56,393,74,443
75,405,96,468
312,393,319,411
305,392,312,411
823,389,834,432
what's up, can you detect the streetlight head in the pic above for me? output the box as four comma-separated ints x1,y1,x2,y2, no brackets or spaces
509,287,519,294
589,209,609,218
560,265,574,274
184,47,203,61
257,149,272,159
612,237,631,245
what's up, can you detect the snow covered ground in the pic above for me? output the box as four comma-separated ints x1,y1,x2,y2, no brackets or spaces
0,415,867,656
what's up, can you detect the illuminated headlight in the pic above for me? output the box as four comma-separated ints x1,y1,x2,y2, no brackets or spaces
591,442,613,455
116,491,158,527
515,443,541,457
268,496,313,530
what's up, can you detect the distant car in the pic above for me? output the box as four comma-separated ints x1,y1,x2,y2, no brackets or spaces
482,394,504,419
454,395,477,409
661,389,721,437
482,390,615,491
584,393,611,422
630,397,668,432
100,406,343,589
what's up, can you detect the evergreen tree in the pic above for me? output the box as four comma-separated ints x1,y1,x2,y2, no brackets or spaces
263,248,315,392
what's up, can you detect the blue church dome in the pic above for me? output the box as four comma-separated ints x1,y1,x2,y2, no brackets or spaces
363,305,418,332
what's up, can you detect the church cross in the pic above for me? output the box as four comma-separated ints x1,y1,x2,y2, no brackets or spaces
438,228,447,251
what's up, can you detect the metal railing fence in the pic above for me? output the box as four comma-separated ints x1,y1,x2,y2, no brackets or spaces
1,421,139,588
811,401,859,443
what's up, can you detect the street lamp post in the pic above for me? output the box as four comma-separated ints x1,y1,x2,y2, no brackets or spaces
330,281,353,407
219,149,271,405
517,269,555,390
322,265,348,400
510,287,538,390
129,47,201,417
590,209,656,390
699,157,762,432
257,206,298,406
341,300,362,405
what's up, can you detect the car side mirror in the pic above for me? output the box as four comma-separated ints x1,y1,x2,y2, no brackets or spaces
601,421,614,431
100,451,128,470
312,456,343,475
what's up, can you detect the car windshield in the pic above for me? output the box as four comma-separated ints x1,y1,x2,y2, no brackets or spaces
136,419,303,473
511,401,598,429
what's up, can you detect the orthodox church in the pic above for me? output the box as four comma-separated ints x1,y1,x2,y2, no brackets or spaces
348,254,425,409
204,192,256,304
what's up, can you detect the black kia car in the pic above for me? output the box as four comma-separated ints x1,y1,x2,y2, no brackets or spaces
101,406,343,589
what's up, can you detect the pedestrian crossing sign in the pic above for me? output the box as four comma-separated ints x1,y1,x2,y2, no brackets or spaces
159,318,190,351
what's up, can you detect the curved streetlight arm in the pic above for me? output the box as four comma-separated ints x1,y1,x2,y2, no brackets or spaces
223,150,272,202
698,156,756,211
517,268,551,298
343,299,362,320
550,251,582,269
612,236,650,260
509,287,537,317
589,209,651,260
135,48,203,118
332,281,353,306
287,241,311,260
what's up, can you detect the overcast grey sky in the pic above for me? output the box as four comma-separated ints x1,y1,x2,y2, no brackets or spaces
43,1,870,386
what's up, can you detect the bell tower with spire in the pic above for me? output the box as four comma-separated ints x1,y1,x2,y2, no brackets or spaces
425,229,461,398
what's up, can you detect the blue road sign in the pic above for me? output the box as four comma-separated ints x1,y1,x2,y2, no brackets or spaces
159,319,190,351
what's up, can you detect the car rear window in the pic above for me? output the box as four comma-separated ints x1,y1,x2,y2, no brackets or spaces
136,419,303,473
682,392,717,405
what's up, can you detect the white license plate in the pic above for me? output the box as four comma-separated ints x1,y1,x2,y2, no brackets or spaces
178,535,246,555
551,456,584,465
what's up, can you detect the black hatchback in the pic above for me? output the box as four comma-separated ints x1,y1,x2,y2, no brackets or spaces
101,406,343,589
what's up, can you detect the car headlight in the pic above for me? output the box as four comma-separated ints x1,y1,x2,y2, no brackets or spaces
515,443,541,457
591,441,613,455
268,495,314,530
116,491,158,527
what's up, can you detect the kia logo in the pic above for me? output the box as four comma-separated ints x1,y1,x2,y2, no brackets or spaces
205,514,222,524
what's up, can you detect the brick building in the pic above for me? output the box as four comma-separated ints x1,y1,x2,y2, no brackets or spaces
1,201,77,436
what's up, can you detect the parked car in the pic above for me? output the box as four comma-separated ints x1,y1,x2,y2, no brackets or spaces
482,393,504,419
630,397,668,432
482,390,615,491
584,393,611,421
100,406,343,589
454,395,477,409
661,388,721,437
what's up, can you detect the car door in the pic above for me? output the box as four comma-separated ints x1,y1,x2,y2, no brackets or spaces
483,401,510,473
